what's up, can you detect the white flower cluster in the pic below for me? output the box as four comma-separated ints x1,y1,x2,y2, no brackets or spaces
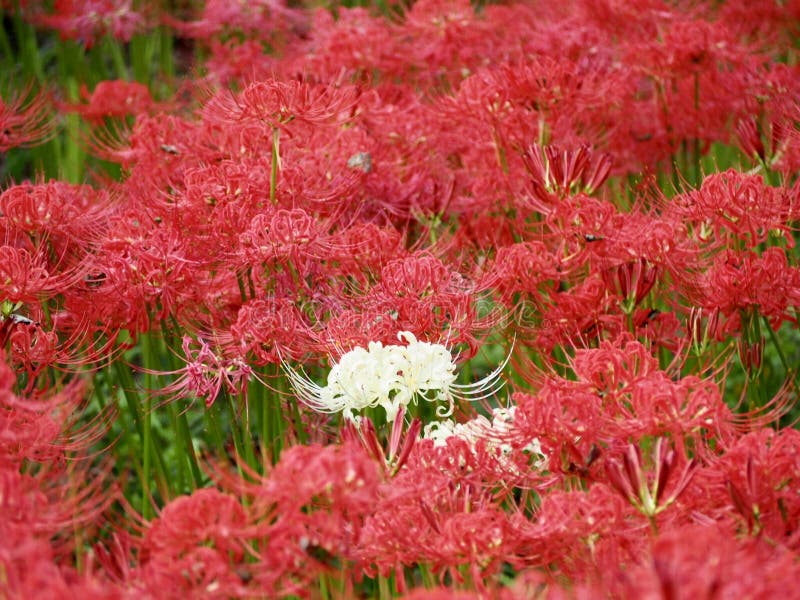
423,407,547,470
286,331,507,422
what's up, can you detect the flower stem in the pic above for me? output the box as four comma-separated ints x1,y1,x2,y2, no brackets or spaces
270,127,281,204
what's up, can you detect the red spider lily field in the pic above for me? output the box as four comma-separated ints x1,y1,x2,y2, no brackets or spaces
3,0,800,597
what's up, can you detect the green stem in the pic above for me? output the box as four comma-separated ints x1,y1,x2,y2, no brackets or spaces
241,393,259,471
113,360,169,515
62,78,84,183
223,390,250,469
159,27,175,82
157,322,204,490
266,368,288,463
378,575,391,600
142,396,153,515
105,37,129,80
270,127,280,204
0,14,14,61
319,573,330,600
693,73,702,187
764,317,790,375
141,335,156,518
419,563,436,588
289,394,307,445
205,400,228,459
236,271,248,304
130,33,152,83
177,407,204,487
257,371,270,466
13,14,45,83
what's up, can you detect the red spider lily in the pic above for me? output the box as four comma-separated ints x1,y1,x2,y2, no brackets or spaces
712,429,800,544
522,143,612,203
735,113,796,172
510,483,634,576
438,55,622,169
198,38,287,88
4,0,800,594
86,112,211,173
0,459,117,566
736,116,769,163
341,406,422,477
199,78,361,209
605,438,696,519
63,80,155,122
414,415,545,493
451,210,519,253
166,0,300,41
0,84,55,152
0,181,114,257
513,335,736,460
630,307,682,352
535,307,681,358
531,275,611,351
150,336,254,407
481,241,561,306
541,196,698,306
569,333,660,391
208,78,359,129
32,0,148,47
295,250,487,358
5,321,65,384
318,308,411,356
359,469,517,589
0,460,121,597
322,222,404,280
277,138,370,211
0,350,111,465
359,434,520,580
287,8,398,83
138,488,253,598
401,0,503,84
627,13,756,153
74,221,207,333
736,306,766,376
250,444,381,591
604,523,800,598
0,305,126,378
137,442,381,597
227,297,312,365
668,170,800,248
600,258,660,314
687,306,722,356
696,247,800,328
0,533,120,598
576,207,696,298
257,441,382,516
357,253,495,355
0,245,80,307
238,207,328,268
379,254,456,300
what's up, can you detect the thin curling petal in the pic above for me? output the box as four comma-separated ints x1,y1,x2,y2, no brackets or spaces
450,338,514,401
0,84,56,151
285,332,510,422
282,361,343,414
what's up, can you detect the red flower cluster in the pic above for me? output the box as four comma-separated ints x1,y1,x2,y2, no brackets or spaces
3,0,800,596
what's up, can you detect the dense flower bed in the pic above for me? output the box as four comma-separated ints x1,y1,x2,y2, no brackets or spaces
2,0,800,597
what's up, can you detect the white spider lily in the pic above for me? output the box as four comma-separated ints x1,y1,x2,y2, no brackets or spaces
423,406,547,471
284,331,509,422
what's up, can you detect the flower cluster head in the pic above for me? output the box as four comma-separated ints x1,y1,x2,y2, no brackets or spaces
286,332,507,422
423,407,547,471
